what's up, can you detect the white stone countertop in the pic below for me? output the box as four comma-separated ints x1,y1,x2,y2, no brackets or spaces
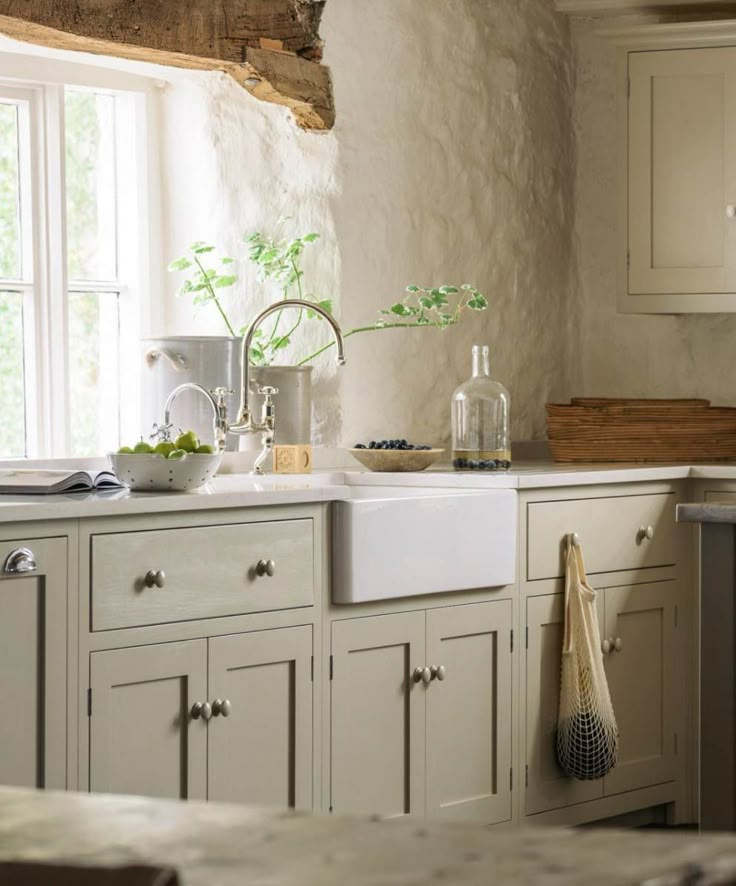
1,786,736,886
1,459,735,524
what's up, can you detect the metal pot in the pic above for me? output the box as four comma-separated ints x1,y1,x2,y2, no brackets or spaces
141,337,312,449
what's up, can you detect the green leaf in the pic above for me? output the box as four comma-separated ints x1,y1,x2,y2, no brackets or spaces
168,257,193,272
221,257,235,265
272,336,291,351
418,296,434,309
461,284,473,290
213,275,238,288
439,285,459,295
192,244,215,255
302,233,320,242
406,285,420,293
317,298,333,314
390,303,411,316
468,295,488,310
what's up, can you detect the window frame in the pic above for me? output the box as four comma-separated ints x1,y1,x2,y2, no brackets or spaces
0,52,161,458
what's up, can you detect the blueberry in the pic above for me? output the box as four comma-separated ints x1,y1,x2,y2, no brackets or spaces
468,460,479,469
500,460,511,469
355,443,367,449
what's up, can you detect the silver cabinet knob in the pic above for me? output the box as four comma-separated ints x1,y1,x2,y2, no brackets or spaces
256,559,276,578
727,205,736,219
613,637,623,652
191,701,212,721
212,698,232,718
602,639,612,655
430,665,447,681
413,666,431,684
144,570,166,588
638,525,654,542
3,548,37,574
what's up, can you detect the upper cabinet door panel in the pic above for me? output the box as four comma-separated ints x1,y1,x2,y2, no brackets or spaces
629,48,736,295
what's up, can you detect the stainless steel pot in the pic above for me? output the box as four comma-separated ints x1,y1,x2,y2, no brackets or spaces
141,337,312,449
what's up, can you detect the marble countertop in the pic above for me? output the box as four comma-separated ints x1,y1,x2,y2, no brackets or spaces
1,459,735,524
1,786,736,886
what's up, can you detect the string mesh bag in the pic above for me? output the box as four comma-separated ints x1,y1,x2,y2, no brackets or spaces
556,535,618,780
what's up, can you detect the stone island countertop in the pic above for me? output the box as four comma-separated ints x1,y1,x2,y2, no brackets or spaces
0,786,735,886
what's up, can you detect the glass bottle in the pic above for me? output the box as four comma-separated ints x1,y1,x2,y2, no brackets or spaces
452,345,511,471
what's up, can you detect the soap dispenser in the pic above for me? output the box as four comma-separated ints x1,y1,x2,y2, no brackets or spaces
452,345,511,471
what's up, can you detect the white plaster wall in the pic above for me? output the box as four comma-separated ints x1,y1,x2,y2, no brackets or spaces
572,16,736,403
159,1,578,446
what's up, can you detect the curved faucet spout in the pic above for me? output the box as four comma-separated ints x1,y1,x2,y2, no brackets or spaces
164,383,229,453
230,299,346,435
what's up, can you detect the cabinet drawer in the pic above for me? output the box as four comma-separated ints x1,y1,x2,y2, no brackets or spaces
527,493,678,580
91,519,314,630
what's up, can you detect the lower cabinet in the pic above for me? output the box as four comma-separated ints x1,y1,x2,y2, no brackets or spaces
525,580,679,815
330,600,512,823
0,537,68,790
89,625,313,807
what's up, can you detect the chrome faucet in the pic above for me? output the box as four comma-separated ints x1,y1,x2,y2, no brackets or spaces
163,299,346,474
163,383,231,454
230,299,346,434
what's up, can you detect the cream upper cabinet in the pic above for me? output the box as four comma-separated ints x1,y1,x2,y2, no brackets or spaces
624,46,736,311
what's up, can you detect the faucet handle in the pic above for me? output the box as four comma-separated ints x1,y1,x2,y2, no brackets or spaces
210,387,234,403
258,386,279,399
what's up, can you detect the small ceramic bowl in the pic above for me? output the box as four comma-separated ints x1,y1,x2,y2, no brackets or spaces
107,452,223,492
349,448,445,473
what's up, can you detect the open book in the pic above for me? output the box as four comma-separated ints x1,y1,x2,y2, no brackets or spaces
0,469,124,495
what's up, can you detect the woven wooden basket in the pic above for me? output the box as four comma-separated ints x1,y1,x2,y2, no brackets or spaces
546,398,736,463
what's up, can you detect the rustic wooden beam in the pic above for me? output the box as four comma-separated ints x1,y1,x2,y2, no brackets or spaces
0,0,334,130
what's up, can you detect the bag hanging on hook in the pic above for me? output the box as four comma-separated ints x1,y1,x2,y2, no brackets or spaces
556,533,618,780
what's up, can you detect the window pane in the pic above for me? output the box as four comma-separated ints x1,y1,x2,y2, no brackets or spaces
0,103,21,279
0,291,26,457
65,90,117,281
68,291,120,456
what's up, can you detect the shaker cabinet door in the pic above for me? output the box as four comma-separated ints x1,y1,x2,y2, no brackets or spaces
628,47,736,298
330,611,426,818
207,626,313,809
0,538,68,790
425,600,513,824
602,581,678,796
525,593,603,815
89,640,208,801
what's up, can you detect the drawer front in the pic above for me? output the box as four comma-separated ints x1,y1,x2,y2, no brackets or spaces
527,493,678,580
91,519,313,630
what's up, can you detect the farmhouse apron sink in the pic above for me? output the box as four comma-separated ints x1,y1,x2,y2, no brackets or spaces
332,487,517,604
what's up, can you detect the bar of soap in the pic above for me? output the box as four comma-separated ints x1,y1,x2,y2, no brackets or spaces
273,445,312,474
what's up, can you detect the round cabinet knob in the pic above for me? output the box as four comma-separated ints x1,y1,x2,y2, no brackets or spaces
613,637,623,652
212,698,232,718
256,559,276,578
3,548,37,574
430,665,447,682
637,526,654,542
413,666,431,685
727,205,736,219
602,639,612,655
144,570,166,588
191,701,212,721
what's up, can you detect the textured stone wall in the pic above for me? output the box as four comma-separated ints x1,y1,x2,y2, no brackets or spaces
162,1,577,446
572,15,736,405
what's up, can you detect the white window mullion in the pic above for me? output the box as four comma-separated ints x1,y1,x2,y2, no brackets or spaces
41,83,69,458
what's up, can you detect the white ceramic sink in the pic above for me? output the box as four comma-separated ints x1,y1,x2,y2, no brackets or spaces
332,486,517,604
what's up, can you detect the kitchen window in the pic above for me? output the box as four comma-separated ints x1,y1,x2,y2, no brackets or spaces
0,56,157,458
